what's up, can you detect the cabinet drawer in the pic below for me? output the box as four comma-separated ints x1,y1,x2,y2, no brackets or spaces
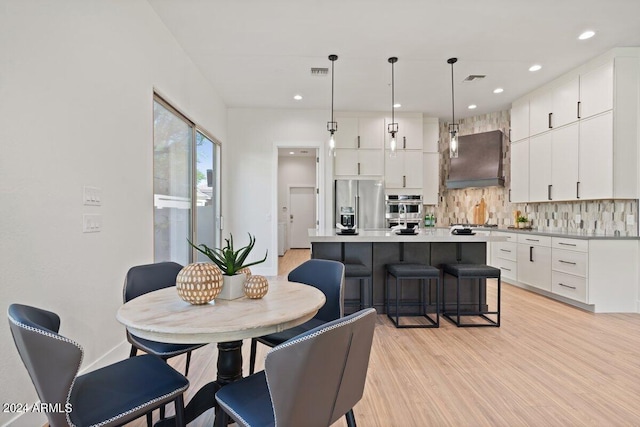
517,234,552,247
552,271,587,303
494,259,517,282
493,242,517,261
552,249,588,277
492,231,517,242
552,237,588,252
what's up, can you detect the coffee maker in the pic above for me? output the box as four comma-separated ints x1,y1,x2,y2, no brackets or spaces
340,206,355,229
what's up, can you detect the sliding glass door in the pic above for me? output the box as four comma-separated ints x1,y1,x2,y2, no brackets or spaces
153,96,220,265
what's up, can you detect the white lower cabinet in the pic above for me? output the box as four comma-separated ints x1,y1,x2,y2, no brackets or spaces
551,238,589,303
490,231,638,313
517,235,552,291
490,232,517,282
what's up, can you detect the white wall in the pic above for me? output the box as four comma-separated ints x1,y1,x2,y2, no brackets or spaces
226,108,332,275
0,1,226,425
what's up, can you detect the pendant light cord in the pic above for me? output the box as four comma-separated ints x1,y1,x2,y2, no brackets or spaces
388,57,398,134
331,57,335,124
448,57,458,126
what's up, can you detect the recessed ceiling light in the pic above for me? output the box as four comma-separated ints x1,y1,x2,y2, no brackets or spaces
578,30,595,40
289,151,295,155
468,104,477,109
529,64,542,72
393,103,401,108
493,88,504,94
293,94,302,101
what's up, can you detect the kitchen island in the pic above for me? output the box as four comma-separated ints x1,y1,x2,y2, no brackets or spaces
308,228,506,314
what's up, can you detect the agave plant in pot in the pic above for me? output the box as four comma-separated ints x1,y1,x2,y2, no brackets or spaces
189,233,267,300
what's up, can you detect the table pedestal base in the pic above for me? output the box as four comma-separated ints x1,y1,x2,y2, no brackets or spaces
154,340,243,427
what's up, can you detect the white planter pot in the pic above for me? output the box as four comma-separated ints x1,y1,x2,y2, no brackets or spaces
218,273,247,300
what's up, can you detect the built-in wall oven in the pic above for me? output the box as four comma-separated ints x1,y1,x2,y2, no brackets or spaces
385,195,423,228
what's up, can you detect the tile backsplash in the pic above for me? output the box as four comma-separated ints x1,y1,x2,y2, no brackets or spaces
424,110,639,236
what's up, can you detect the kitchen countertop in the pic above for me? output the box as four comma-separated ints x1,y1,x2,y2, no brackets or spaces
473,226,640,240
308,227,503,243
309,227,640,242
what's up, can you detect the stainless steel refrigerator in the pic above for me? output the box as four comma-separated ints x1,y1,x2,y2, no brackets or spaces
334,179,385,230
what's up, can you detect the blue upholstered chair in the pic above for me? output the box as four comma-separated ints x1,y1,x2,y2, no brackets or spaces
217,308,377,427
248,258,345,375
124,262,205,375
8,303,189,427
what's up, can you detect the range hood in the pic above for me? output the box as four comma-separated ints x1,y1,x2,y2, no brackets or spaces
446,129,505,189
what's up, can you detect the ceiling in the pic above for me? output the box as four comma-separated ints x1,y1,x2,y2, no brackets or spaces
147,0,640,120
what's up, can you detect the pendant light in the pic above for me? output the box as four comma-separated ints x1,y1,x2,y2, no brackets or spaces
327,54,338,157
388,57,399,158
448,57,459,158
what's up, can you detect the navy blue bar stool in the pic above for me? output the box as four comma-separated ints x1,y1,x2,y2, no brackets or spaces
385,263,440,328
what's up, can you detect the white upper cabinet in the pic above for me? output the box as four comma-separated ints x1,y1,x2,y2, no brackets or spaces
578,112,613,200
334,148,384,176
510,98,529,142
334,116,384,149
509,48,640,202
529,76,579,136
550,123,579,201
579,61,613,119
334,117,359,149
384,150,423,189
333,114,385,177
384,115,423,150
509,139,529,203
552,76,580,128
529,90,553,136
422,117,439,152
528,133,552,202
358,117,385,149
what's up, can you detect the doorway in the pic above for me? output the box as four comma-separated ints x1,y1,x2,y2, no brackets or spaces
277,147,318,254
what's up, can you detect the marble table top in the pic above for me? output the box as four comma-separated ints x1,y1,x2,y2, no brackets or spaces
117,279,326,344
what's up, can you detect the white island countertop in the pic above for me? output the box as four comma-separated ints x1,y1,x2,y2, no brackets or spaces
308,228,506,243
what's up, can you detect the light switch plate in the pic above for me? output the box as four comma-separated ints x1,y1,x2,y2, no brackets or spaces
83,214,102,233
83,186,102,206
575,214,581,223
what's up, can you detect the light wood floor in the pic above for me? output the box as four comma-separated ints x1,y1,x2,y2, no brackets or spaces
128,249,640,426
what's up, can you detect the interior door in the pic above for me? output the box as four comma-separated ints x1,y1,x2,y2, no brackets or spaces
289,187,316,248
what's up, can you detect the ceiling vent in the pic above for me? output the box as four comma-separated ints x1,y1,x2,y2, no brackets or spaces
311,67,329,76
463,74,486,82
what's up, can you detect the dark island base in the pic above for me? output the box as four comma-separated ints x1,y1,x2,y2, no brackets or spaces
311,241,489,315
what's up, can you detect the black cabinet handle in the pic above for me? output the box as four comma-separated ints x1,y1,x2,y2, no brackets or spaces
548,112,553,129
509,189,511,202
577,101,581,119
500,267,512,272
559,242,577,247
500,249,511,253
558,283,577,290
525,238,540,242
403,136,406,149
403,175,406,188
576,181,580,199
548,184,552,200
529,246,534,262
559,260,577,265
357,162,361,175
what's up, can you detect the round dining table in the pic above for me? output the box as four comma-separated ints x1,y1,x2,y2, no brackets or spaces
117,278,326,427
